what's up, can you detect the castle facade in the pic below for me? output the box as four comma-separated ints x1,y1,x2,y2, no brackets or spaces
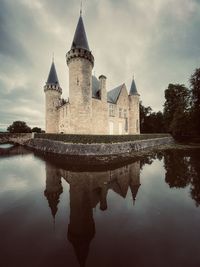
44,14,140,135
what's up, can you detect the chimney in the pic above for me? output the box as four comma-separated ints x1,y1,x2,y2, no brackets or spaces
99,75,107,102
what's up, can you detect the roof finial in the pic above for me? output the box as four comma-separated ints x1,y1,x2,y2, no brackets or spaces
132,73,134,80
52,52,54,62
80,0,83,16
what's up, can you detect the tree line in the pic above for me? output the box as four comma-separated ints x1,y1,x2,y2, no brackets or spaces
7,121,43,133
140,68,200,140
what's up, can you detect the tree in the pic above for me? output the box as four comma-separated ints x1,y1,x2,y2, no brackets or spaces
140,102,165,133
7,121,32,133
32,127,42,133
163,84,191,139
190,68,200,135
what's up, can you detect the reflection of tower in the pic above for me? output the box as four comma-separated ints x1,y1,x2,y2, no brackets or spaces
67,174,95,267
44,163,63,218
129,161,141,204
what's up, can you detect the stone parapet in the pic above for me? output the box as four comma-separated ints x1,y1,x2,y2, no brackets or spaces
66,48,94,67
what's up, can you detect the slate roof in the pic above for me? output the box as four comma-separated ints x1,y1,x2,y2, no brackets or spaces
47,62,60,85
71,15,90,51
129,78,139,95
107,84,124,104
92,77,133,104
92,76,100,99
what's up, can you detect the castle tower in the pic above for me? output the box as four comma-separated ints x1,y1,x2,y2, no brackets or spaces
44,60,62,133
66,14,94,134
128,76,140,134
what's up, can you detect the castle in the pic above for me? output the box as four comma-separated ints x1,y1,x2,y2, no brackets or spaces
44,13,140,135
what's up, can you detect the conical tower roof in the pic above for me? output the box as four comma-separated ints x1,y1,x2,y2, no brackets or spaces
129,76,139,95
47,61,60,85
71,15,90,51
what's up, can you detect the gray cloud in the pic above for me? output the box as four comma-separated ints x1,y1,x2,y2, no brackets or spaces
0,0,199,129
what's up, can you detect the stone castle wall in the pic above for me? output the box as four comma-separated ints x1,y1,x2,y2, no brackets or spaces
45,90,61,133
108,85,130,135
129,95,140,134
58,103,71,133
68,57,93,134
92,99,108,134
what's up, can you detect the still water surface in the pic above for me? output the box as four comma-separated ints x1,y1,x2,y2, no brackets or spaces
0,145,200,267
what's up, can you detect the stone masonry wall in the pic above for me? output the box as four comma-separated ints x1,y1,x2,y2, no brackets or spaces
45,90,61,133
26,136,174,156
92,98,108,134
108,85,130,135
68,58,93,134
129,94,140,134
58,103,71,133
0,133,33,145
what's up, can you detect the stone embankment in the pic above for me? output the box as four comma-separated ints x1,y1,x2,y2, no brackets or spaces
0,133,174,156
26,136,174,156
0,133,33,145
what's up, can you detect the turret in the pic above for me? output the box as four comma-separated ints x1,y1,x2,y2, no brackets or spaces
44,60,62,133
66,15,94,134
128,76,140,134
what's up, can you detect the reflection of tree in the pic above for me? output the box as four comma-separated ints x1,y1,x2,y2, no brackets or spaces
140,152,163,170
189,152,200,206
164,150,200,206
164,150,190,188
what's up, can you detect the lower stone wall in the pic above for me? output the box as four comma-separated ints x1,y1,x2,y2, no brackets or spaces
0,133,33,145
25,137,174,156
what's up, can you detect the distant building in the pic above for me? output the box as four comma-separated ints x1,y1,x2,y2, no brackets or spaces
44,13,140,135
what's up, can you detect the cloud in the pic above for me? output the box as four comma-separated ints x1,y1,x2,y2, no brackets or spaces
0,0,199,129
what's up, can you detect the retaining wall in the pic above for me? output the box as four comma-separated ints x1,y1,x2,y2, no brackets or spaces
0,133,33,145
26,136,174,156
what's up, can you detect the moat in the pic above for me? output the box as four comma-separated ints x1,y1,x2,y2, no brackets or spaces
0,144,200,267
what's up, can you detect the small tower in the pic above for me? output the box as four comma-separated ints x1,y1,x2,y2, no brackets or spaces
44,60,62,133
66,14,94,134
128,76,140,134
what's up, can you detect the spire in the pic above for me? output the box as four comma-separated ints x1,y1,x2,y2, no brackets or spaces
129,75,139,96
71,15,90,51
80,0,82,16
47,61,60,85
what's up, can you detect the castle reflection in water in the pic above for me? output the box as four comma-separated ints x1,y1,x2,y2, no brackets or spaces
44,160,141,267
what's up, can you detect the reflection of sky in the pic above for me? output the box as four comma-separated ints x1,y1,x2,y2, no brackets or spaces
0,144,14,149
0,154,200,267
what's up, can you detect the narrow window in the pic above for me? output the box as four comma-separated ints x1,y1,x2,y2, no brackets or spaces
109,104,115,117
125,118,128,132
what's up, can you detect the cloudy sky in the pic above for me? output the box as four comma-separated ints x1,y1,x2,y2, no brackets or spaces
0,0,199,129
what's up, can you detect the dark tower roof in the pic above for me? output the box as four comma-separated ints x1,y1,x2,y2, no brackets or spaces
71,15,90,51
47,61,60,85
129,76,139,95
